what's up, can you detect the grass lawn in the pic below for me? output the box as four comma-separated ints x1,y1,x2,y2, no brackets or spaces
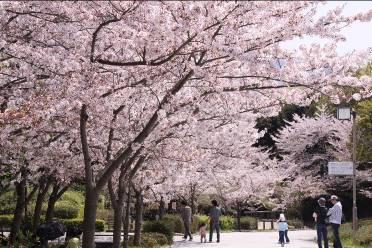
328,218,372,248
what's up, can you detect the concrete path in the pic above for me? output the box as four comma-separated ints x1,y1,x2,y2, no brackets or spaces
172,230,317,248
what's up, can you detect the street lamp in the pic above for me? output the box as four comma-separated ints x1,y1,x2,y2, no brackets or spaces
336,106,358,232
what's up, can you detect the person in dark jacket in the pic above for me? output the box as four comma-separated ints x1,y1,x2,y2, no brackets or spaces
313,197,329,248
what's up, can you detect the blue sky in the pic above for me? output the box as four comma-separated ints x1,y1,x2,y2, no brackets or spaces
281,1,372,55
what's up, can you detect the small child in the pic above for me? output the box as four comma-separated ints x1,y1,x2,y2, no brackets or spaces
198,222,207,243
278,215,288,247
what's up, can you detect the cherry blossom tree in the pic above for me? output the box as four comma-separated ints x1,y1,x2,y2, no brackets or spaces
1,2,372,247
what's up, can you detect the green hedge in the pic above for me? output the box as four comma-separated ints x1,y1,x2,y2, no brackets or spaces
219,216,234,231
60,191,84,206
54,201,80,219
236,216,257,230
162,214,209,234
162,214,184,233
127,232,168,248
0,215,13,227
287,218,304,229
143,220,174,244
61,219,105,232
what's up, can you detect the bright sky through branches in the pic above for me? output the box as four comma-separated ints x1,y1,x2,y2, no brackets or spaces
282,1,372,55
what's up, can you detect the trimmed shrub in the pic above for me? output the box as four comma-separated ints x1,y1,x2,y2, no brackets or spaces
162,214,209,234
219,216,234,231
287,218,304,229
143,220,174,244
60,191,84,206
162,214,184,233
54,201,79,219
61,219,105,232
0,215,13,228
128,232,169,247
236,216,257,230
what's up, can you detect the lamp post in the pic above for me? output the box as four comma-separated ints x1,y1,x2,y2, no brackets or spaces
336,106,358,232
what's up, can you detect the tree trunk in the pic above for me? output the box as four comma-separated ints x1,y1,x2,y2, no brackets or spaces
82,189,98,248
122,188,131,248
45,196,58,222
33,179,51,230
237,203,241,232
9,175,26,245
159,196,165,220
190,186,196,214
134,191,143,246
112,199,125,248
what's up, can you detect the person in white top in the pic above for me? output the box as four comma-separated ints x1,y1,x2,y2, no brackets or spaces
327,195,343,248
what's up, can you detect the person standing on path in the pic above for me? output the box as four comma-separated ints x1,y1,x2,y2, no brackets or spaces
277,213,290,244
209,200,221,243
313,197,329,248
180,200,193,241
278,215,289,247
328,195,343,248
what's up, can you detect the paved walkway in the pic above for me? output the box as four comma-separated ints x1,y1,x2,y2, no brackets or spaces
172,230,317,248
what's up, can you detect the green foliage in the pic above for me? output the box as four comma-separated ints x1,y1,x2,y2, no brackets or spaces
143,220,174,244
193,215,209,230
355,62,372,78
60,191,84,206
0,190,16,214
236,216,257,230
162,214,184,233
61,218,105,232
161,214,209,234
219,216,235,231
127,233,169,248
57,190,85,218
98,194,105,210
12,230,38,247
0,214,13,227
356,99,372,164
54,201,79,219
328,218,372,247
287,218,304,229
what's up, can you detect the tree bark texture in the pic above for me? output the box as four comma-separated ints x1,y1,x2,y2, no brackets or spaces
122,188,131,248
33,178,51,230
9,172,26,245
134,190,143,246
82,189,98,248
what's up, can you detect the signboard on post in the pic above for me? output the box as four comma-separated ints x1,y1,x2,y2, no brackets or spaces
328,161,353,176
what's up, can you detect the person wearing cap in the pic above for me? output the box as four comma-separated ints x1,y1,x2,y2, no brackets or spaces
327,195,343,248
313,197,329,248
